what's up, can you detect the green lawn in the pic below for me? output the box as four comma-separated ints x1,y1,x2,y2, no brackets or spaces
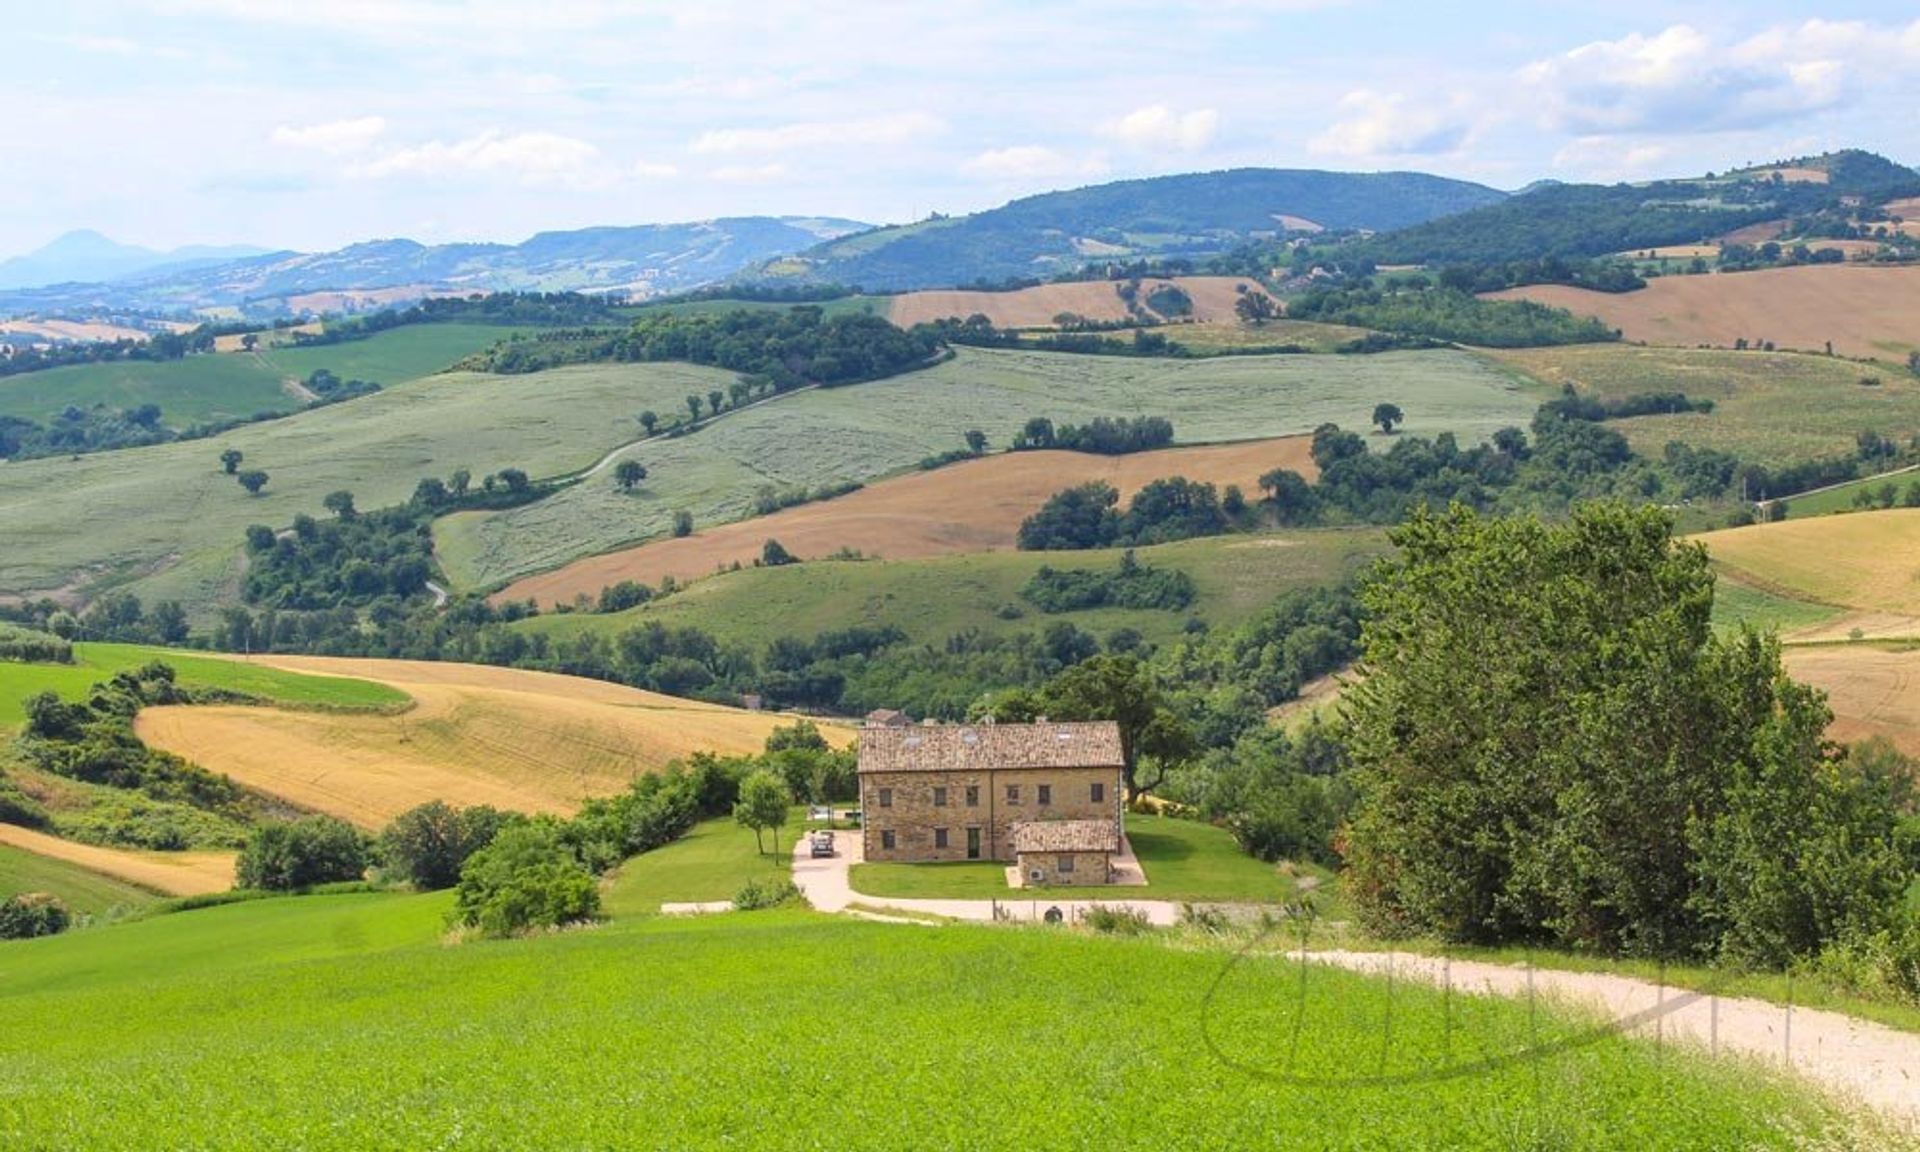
1769,470,1920,519
0,360,740,619
1709,574,1844,636
603,811,802,915
849,814,1336,907
520,529,1389,650
441,344,1533,589
0,843,161,917
0,354,290,426
0,643,405,728
0,888,1865,1149
1488,345,1920,468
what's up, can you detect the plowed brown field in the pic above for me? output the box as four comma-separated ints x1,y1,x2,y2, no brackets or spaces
497,437,1318,607
886,276,1278,329
135,657,849,829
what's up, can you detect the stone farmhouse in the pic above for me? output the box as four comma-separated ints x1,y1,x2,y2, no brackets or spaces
858,720,1127,884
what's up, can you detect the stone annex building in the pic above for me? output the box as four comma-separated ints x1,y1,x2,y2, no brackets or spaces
857,720,1127,885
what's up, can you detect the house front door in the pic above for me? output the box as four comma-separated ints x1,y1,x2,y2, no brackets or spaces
966,827,981,860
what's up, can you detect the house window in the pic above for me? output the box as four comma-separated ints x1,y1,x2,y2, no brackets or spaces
1091,782,1106,803
878,787,893,808
881,830,896,850
1006,785,1021,804
933,786,948,807
935,828,949,849
965,785,980,807
1059,854,1075,874
1037,784,1052,806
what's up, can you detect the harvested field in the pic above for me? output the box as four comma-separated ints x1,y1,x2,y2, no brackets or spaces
1783,646,1920,759
499,437,1317,607
135,657,850,829
1696,509,1920,617
0,823,233,897
1718,219,1789,245
1486,265,1920,362
886,276,1277,328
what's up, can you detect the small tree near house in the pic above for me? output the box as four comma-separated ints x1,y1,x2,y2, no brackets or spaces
734,769,789,856
614,460,648,491
1372,403,1404,435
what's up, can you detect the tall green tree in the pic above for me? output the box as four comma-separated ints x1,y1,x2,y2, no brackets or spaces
1341,504,1909,963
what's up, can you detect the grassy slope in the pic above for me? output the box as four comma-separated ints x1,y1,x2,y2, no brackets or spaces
0,892,1857,1149
1487,344,1920,467
0,643,405,728
519,530,1388,650
441,345,1532,589
0,842,161,916
1772,470,1920,518
603,811,802,915
1696,509,1920,616
0,354,288,426
849,814,1335,906
0,361,740,617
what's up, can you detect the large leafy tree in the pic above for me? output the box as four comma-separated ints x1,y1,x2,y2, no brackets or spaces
1341,503,1908,964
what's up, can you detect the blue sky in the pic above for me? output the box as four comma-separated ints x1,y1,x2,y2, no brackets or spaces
4,1,1917,256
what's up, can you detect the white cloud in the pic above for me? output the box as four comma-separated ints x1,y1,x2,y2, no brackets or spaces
355,130,602,185
1520,20,1920,136
1309,90,1476,159
1099,105,1219,152
269,116,388,156
632,160,681,179
691,112,945,154
708,163,789,183
960,145,1109,181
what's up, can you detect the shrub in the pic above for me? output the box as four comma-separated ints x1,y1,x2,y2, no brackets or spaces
453,822,600,937
1807,920,1920,1006
733,876,801,910
379,802,513,890
0,892,71,939
236,816,370,891
1081,905,1153,935
1181,903,1230,934
0,623,72,664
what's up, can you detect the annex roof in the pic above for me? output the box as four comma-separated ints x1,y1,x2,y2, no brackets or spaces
857,721,1124,774
1011,819,1122,855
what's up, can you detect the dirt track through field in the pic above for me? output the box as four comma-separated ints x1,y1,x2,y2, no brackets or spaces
136,657,850,829
886,276,1278,329
498,437,1318,607
1487,265,1920,361
0,824,233,897
1304,951,1920,1123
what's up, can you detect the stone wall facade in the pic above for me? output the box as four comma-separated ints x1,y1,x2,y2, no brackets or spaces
862,765,1122,863
1016,849,1114,886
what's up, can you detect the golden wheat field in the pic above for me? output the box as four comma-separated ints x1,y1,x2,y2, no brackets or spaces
497,437,1318,607
885,275,1278,329
0,823,234,897
135,657,850,829
1487,264,1920,361
1783,646,1920,758
1697,510,1920,618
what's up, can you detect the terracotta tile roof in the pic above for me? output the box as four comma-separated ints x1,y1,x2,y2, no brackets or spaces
857,721,1124,774
1011,819,1121,854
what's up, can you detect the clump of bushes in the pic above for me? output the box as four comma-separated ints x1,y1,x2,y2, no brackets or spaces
378,801,511,890
733,876,801,910
236,816,371,891
452,822,601,938
0,622,72,664
1081,905,1153,935
0,892,71,939
1021,551,1196,613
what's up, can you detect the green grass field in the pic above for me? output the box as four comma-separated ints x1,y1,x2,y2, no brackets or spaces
521,530,1388,650
0,643,405,728
1172,318,1379,353
1709,575,1845,636
1768,469,1920,518
0,361,740,618
257,323,532,385
0,843,161,916
1487,345,1920,467
0,889,1866,1149
630,295,886,320
0,354,290,426
849,814,1334,906
603,811,803,915
440,345,1532,589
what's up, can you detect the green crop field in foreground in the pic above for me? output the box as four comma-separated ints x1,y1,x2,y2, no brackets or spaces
0,353,290,426
0,843,161,916
0,643,406,728
0,890,1868,1149
441,345,1535,589
1488,344,1920,467
0,361,740,618
520,530,1389,650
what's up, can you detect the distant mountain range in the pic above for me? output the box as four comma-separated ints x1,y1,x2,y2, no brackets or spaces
0,230,272,292
0,217,869,320
747,169,1508,291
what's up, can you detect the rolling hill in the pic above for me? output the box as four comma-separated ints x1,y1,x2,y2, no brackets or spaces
753,168,1506,290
